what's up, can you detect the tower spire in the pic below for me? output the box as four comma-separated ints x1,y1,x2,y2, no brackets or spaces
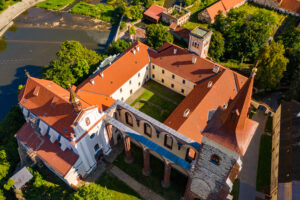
69,86,82,113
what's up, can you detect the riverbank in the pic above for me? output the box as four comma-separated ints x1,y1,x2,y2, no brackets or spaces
0,0,46,36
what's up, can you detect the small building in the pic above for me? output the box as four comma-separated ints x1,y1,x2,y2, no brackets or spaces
169,23,190,44
188,26,212,58
270,100,300,200
125,27,147,43
10,167,33,190
198,0,246,24
161,5,191,26
143,4,167,23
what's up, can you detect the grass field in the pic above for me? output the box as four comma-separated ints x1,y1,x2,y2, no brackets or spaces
36,0,75,10
114,143,187,200
129,80,184,122
256,134,272,192
219,60,252,69
97,171,141,200
71,2,117,23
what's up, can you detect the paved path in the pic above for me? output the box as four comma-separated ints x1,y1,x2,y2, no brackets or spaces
0,0,45,34
110,165,165,200
238,111,268,200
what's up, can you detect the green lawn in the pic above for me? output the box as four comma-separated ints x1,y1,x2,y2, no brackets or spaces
97,171,141,200
219,59,252,69
114,143,187,200
230,179,240,200
36,0,75,10
256,134,272,192
130,80,184,122
265,116,273,133
71,2,118,23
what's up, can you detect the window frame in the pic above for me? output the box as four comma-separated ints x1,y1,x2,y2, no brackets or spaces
143,123,152,138
164,134,173,150
125,112,133,126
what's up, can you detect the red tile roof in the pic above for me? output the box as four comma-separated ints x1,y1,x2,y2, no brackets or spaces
279,0,300,14
169,22,178,30
173,26,191,39
144,4,167,21
18,77,115,141
203,74,258,155
164,68,247,144
150,42,231,84
206,1,226,22
135,28,146,40
16,123,78,176
221,0,245,11
77,41,150,96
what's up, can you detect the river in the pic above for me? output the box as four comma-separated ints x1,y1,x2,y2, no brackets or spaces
0,7,116,119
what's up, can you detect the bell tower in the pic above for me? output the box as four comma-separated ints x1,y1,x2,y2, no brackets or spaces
188,26,212,58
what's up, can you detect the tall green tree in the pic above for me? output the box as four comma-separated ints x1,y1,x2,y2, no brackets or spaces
146,24,173,49
71,183,112,200
0,150,9,181
42,41,102,88
128,5,143,21
0,0,7,11
106,39,130,55
256,42,289,89
208,31,224,61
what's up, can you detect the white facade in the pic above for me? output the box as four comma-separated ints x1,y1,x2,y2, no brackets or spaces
111,64,150,101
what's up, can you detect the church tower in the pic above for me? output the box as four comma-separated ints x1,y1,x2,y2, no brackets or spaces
188,26,212,58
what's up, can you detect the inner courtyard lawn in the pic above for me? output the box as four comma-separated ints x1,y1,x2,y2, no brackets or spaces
113,142,187,200
127,80,184,122
36,0,75,10
97,171,142,200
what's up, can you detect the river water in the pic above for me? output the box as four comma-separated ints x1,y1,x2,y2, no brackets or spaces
0,7,115,119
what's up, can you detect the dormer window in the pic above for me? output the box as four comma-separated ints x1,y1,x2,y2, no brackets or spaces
211,154,220,165
85,117,91,126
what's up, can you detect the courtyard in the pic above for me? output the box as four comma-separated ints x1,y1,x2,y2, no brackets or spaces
126,80,184,122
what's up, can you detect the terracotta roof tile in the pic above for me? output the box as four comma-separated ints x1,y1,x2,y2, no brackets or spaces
150,42,228,84
164,68,247,144
221,0,245,11
144,4,167,21
77,41,150,96
173,26,191,39
279,0,300,14
169,22,178,30
206,1,226,22
16,123,78,176
203,74,258,155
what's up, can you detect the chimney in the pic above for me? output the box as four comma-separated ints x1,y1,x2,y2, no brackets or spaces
132,49,136,55
90,79,95,85
251,67,257,77
213,65,220,73
192,56,197,64
69,86,82,113
174,48,177,55
100,72,104,78
136,46,140,52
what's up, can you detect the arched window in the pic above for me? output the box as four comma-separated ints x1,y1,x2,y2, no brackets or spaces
211,154,220,165
164,134,173,149
85,117,91,126
90,133,96,139
125,112,133,126
144,123,152,137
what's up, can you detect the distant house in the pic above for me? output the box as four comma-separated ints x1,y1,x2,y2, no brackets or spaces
271,100,300,200
125,27,147,42
169,22,190,44
143,4,167,23
251,0,300,16
198,0,246,23
161,5,191,26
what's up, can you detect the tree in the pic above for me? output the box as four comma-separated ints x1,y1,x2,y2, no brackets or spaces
129,26,136,35
0,150,10,181
0,189,5,200
146,24,173,49
128,5,143,21
256,42,289,89
71,183,112,200
0,0,7,11
42,41,102,88
106,39,130,55
208,31,224,61
3,178,14,191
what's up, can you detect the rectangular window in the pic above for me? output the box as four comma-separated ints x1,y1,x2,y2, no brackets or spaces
152,65,155,69
181,89,184,94
152,74,155,78
162,79,164,83
172,74,175,79
138,73,140,77
171,84,174,88
162,69,165,74
120,88,122,93
164,135,173,149
182,79,185,84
